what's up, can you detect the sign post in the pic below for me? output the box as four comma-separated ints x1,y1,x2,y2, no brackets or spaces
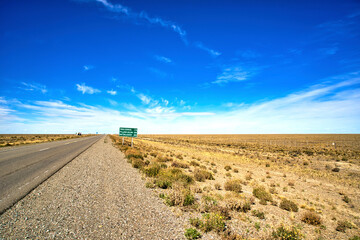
119,127,138,147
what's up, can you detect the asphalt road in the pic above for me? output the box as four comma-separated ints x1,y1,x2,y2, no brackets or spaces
0,135,103,214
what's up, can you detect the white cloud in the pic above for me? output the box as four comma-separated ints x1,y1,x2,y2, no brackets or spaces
76,83,101,94
154,55,172,63
108,99,118,106
2,73,359,134
137,93,151,105
213,66,253,85
195,42,221,57
21,82,47,94
107,89,117,95
83,65,94,71
94,0,187,41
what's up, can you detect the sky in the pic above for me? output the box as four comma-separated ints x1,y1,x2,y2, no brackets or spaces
0,0,360,134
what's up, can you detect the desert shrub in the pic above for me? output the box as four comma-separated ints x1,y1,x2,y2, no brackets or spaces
272,224,303,240
212,169,218,173
143,164,161,177
225,198,251,213
201,195,217,212
150,152,157,157
253,186,272,203
245,172,252,181
194,169,214,182
190,160,200,167
343,195,351,203
125,148,143,160
184,228,201,240
233,168,239,173
176,154,184,160
145,181,155,188
155,179,172,189
301,211,322,225
288,181,295,187
160,163,168,168
215,183,221,190
211,205,231,220
202,213,226,233
132,158,144,169
265,163,270,167
280,198,298,212
172,161,189,168
225,172,232,177
165,186,195,206
332,167,340,172
349,236,360,240
224,179,242,193
252,210,265,219
336,220,354,232
190,217,203,228
156,155,173,162
157,168,194,187
224,165,232,171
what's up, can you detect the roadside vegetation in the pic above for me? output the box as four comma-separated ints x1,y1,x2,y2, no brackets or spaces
0,134,90,147
110,134,360,239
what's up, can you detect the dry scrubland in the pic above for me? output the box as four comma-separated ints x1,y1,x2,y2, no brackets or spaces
110,134,360,240
0,134,91,147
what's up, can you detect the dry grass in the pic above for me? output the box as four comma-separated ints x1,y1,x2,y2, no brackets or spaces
0,134,90,147
111,134,360,239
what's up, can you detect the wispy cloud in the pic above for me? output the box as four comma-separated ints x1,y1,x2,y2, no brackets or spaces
89,0,221,56
137,93,151,104
107,89,117,95
154,55,172,63
195,42,221,57
20,82,47,94
212,65,255,85
83,65,94,71
76,83,101,94
94,0,187,41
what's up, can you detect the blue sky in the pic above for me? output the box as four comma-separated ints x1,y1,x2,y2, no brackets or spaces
1,0,360,134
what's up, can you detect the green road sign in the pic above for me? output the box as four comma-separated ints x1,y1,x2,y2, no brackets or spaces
119,127,138,137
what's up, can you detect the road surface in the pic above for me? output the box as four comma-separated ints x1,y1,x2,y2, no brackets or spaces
0,135,102,213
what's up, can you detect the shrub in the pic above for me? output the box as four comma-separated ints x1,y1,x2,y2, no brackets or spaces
143,164,161,177
132,158,144,169
253,186,272,203
155,179,172,189
280,198,298,212
272,224,303,240
172,161,189,168
176,154,184,160
157,155,173,162
202,213,226,233
190,217,202,228
165,187,195,207
233,168,239,173
125,148,143,160
343,195,351,203
225,198,251,213
252,210,265,219
145,181,155,188
349,236,360,240
215,183,221,190
301,211,322,225
224,165,232,171
157,168,194,187
184,228,201,240
224,179,242,193
336,220,354,232
332,167,340,172
194,169,214,182
190,160,200,167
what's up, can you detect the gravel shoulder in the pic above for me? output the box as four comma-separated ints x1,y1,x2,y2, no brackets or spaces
0,136,185,239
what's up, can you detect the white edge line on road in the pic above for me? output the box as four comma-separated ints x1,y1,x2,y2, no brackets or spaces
39,147,50,152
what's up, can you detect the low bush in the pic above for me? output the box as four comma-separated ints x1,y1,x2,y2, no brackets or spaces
190,160,200,167
280,198,298,212
184,228,201,240
225,198,251,213
143,164,161,177
253,186,272,203
157,168,194,188
202,213,226,233
156,155,173,162
194,169,214,182
172,161,189,168
224,165,232,171
301,211,321,225
252,210,265,219
132,158,144,169
336,220,354,232
224,179,242,193
272,224,303,240
165,186,195,207
125,148,143,160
